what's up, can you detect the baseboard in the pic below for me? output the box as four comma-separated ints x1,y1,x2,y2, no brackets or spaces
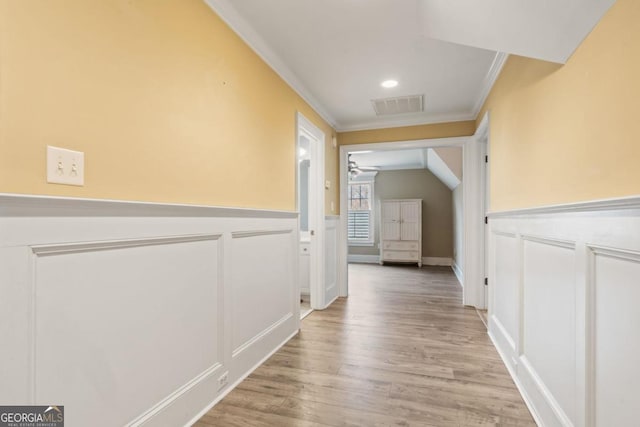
347,254,379,264
182,329,300,427
452,260,464,287
421,257,452,266
488,330,542,427
320,294,339,310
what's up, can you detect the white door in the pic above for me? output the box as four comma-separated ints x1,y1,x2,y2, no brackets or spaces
400,201,421,241
381,201,400,241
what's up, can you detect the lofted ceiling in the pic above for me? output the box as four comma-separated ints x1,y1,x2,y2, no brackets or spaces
205,0,616,131
350,147,462,190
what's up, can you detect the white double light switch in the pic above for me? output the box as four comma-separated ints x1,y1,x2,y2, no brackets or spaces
47,146,85,186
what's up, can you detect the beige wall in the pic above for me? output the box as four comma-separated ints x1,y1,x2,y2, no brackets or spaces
452,184,464,271
478,0,640,211
434,147,462,181
338,121,476,145
349,169,453,258
0,0,338,213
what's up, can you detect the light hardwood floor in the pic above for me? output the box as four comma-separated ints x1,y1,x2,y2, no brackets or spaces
195,264,535,426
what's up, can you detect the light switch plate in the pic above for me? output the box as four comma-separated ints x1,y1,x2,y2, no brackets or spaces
47,146,85,186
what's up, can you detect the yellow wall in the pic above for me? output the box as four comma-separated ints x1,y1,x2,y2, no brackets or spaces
0,0,338,213
338,121,476,145
478,0,640,211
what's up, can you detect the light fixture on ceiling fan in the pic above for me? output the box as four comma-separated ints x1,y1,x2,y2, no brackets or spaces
348,154,379,179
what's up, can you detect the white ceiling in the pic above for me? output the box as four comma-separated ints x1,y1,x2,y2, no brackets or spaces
419,0,617,64
350,147,462,189
350,149,427,171
205,0,616,131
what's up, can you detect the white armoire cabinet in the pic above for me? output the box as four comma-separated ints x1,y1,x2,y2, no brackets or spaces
379,199,422,267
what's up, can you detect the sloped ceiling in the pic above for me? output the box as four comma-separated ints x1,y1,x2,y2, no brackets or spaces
419,0,617,64
350,147,462,189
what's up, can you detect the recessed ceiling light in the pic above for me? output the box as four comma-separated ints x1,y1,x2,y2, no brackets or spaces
381,79,398,88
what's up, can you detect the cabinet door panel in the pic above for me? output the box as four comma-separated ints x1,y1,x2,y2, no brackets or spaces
381,201,401,241
400,201,421,241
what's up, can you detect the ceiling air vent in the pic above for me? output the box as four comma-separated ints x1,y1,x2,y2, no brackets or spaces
371,94,424,116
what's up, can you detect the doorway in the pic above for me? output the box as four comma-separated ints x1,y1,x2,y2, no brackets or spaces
296,113,326,316
338,133,488,309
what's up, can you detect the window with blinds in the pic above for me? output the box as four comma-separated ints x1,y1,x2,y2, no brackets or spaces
347,182,373,244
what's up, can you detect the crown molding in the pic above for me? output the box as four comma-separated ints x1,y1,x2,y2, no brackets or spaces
203,0,338,130
203,1,507,134
471,52,509,118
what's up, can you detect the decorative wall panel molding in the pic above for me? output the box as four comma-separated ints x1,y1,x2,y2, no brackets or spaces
487,197,640,427
324,217,339,308
0,194,299,427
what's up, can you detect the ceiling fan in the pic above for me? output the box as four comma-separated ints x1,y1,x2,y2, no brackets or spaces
348,154,380,179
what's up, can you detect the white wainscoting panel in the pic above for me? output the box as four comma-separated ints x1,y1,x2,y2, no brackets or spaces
34,237,222,427
491,232,519,360
487,196,640,427
324,216,339,308
0,194,299,427
230,229,296,376
521,237,576,426
590,247,640,427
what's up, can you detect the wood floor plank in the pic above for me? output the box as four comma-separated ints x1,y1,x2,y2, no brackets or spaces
195,264,535,426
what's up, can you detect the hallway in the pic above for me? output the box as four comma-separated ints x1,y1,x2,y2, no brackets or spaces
195,264,534,426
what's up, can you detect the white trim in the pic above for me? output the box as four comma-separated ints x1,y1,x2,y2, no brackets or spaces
0,193,297,218
320,295,339,311
231,229,293,239
297,112,326,311
488,330,545,427
203,0,337,130
347,254,379,264
471,52,509,118
181,329,299,427
31,233,222,256
128,363,222,426
518,355,575,427
452,261,464,287
462,119,490,308
421,257,452,266
337,114,475,133
489,195,640,218
231,313,294,358
340,135,483,306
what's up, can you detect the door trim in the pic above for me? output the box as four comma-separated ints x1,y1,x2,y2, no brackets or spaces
296,112,326,310
339,133,488,307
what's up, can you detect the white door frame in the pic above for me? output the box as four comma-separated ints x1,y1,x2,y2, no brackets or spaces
339,130,488,308
296,112,326,310
464,113,490,309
